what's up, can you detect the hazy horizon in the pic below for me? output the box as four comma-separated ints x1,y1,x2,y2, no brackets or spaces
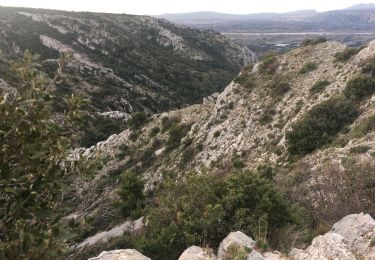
0,0,374,15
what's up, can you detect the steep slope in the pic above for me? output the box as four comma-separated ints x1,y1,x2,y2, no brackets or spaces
0,6,256,146
68,39,375,257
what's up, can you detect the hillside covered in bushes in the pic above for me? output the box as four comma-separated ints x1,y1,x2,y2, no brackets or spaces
58,39,375,259
0,6,256,147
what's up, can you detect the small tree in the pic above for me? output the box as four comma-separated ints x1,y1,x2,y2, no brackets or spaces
344,75,375,101
116,171,145,219
128,112,148,129
0,51,86,259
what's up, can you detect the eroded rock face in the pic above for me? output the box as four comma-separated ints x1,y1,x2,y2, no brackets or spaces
178,246,217,260
217,231,256,259
290,233,356,260
330,213,375,258
88,249,150,260
291,213,375,260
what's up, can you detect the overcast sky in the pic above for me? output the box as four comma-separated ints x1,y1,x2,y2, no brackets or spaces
0,0,372,15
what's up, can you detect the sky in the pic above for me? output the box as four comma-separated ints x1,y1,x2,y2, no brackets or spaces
0,0,372,15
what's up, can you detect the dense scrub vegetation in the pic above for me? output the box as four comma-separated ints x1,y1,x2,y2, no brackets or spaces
334,46,363,62
286,97,358,156
268,79,290,97
344,75,375,101
299,62,318,74
78,114,128,147
115,171,145,219
0,52,88,258
309,80,330,95
362,55,375,77
234,73,256,89
128,112,149,130
286,159,375,223
0,7,252,146
132,171,299,260
259,52,279,75
300,37,327,47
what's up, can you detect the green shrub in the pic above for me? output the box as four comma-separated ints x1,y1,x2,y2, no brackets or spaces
294,100,304,114
299,62,317,74
223,244,249,260
361,55,375,78
214,130,221,138
349,145,371,154
78,115,128,148
334,47,363,62
117,144,130,159
0,51,88,258
300,37,327,47
269,80,290,97
259,105,276,125
115,171,145,219
234,74,256,89
128,112,148,129
232,157,245,169
180,146,196,165
161,115,180,132
149,126,160,137
344,75,375,101
350,114,375,138
309,80,330,95
134,171,296,260
166,123,191,151
286,97,359,156
259,52,279,75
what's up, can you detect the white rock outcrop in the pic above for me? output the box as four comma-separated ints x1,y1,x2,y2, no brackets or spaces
291,213,375,259
217,231,256,259
88,249,150,260
330,213,375,258
77,218,143,248
178,246,216,260
290,233,356,260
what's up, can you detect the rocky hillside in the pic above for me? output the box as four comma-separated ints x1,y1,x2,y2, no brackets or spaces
66,38,375,258
0,6,256,146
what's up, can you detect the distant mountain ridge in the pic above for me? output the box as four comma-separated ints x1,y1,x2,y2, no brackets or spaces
158,4,375,32
345,3,375,10
158,9,318,23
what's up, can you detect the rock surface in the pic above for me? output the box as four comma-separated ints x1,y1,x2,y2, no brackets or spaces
88,249,150,260
217,231,256,259
178,246,216,260
291,213,375,260
291,233,356,260
77,218,143,249
330,213,375,258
